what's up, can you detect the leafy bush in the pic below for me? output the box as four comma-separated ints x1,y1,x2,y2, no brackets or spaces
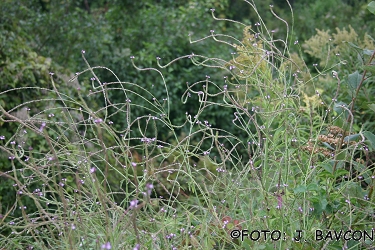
1,1,375,249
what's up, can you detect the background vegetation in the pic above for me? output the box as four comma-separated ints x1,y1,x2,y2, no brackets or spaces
1,0,375,249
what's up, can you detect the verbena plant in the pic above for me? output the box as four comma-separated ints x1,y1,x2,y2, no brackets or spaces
1,1,375,249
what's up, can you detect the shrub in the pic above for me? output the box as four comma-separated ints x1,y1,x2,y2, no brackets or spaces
1,1,375,249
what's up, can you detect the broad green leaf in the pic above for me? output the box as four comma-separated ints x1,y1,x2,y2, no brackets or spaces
333,101,348,115
307,183,319,191
363,65,375,74
319,170,334,179
335,169,349,178
320,198,328,210
369,104,375,112
368,1,375,15
347,71,362,89
242,239,252,250
294,185,307,193
363,131,375,150
343,133,360,142
321,162,333,174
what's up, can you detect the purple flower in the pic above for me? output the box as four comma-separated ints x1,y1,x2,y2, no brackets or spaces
101,242,111,249
277,195,283,208
133,244,140,250
146,183,154,196
39,122,46,132
129,199,138,209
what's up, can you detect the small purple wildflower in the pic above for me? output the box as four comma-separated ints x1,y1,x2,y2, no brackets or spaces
133,244,140,250
39,122,46,132
129,199,138,209
101,242,111,249
146,183,154,196
277,195,283,208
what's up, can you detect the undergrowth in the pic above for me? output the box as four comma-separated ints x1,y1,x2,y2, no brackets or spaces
1,1,375,249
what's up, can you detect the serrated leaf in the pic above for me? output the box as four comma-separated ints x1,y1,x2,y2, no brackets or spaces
363,65,375,74
348,71,362,89
368,1,375,15
343,133,360,142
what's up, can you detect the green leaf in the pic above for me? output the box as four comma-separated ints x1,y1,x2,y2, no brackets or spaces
347,71,362,89
363,131,375,150
368,1,375,15
294,185,307,193
318,170,334,179
343,133,360,142
347,42,361,50
307,183,319,191
364,49,374,56
320,198,328,210
321,162,333,174
335,169,349,178
369,104,375,113
322,142,335,150
363,65,375,74
333,102,349,119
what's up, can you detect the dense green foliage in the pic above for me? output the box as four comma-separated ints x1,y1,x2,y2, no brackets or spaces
1,0,375,249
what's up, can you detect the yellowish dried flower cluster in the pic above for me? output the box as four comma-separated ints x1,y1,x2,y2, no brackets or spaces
303,25,374,68
302,126,355,157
